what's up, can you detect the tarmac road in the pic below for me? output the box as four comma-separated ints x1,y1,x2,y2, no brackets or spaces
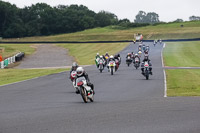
0,42,200,133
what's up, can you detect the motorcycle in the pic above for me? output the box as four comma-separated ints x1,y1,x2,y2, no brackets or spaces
95,57,100,68
98,59,104,73
126,56,132,67
108,60,116,75
143,62,151,80
70,71,78,92
76,77,94,103
134,58,140,69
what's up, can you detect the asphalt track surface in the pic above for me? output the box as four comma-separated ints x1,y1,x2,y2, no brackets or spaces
1,43,200,133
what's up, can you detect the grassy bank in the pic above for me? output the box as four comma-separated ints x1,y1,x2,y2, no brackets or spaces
163,41,200,67
57,43,129,65
166,69,200,96
0,44,35,59
164,41,200,96
3,21,200,42
0,68,68,86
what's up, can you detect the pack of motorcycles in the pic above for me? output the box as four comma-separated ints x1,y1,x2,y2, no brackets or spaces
70,43,153,103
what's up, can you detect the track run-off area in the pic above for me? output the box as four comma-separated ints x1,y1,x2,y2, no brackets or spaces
0,42,200,133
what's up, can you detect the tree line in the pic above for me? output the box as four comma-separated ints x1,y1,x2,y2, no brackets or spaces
0,1,119,38
1,1,199,38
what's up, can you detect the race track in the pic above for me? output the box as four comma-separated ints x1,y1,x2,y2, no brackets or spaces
0,42,200,133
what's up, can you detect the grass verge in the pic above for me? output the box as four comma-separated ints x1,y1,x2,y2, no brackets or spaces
166,69,200,96
0,44,35,59
0,68,69,86
163,41,200,67
57,43,129,65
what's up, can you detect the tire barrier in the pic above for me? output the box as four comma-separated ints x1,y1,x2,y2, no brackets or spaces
0,52,24,69
15,52,25,62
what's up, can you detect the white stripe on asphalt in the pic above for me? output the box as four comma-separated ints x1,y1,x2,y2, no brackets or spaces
161,43,167,97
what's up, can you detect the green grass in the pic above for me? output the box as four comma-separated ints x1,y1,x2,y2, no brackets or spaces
0,44,35,59
57,43,129,65
163,41,200,67
166,69,200,96
3,21,200,42
0,68,69,86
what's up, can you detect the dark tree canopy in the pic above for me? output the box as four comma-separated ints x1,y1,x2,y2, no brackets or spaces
0,1,118,38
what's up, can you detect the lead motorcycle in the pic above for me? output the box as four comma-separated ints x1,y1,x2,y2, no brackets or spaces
76,77,94,103
108,60,116,75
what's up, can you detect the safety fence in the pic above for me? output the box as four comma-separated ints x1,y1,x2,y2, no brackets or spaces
0,52,25,69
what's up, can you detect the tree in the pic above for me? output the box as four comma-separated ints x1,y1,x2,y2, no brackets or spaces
189,16,200,21
134,11,159,24
173,19,184,22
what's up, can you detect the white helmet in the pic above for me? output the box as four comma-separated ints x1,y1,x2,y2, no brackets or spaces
76,67,84,76
97,53,99,55
100,55,103,58
110,55,114,59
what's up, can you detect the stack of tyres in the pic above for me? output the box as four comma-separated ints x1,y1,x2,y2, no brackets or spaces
15,52,25,62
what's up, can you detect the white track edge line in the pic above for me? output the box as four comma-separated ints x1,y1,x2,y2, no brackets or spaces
161,43,167,97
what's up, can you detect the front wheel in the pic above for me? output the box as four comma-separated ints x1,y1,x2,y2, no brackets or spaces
100,69,102,73
127,63,130,67
80,87,88,103
111,67,113,75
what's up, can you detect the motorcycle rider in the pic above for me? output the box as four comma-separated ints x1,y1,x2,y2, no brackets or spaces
146,45,150,51
99,55,106,67
114,54,120,70
76,67,95,94
105,52,109,58
126,53,132,59
117,54,121,65
95,53,100,68
108,55,116,71
96,53,100,59
131,52,135,60
133,54,140,64
141,55,152,75
69,62,79,79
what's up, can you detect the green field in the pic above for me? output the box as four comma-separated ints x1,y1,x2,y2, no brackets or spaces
0,44,35,59
164,41,200,96
163,41,200,67
57,43,129,65
3,21,200,42
0,68,68,86
166,69,200,96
